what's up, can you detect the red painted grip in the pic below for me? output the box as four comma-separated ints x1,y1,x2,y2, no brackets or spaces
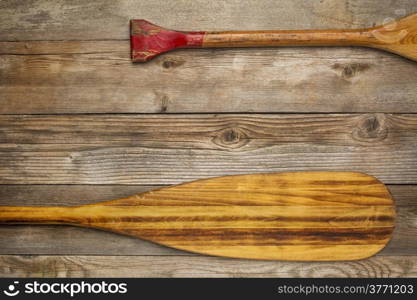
130,20,205,62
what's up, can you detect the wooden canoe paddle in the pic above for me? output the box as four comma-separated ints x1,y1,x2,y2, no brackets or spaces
130,13,417,62
0,172,395,261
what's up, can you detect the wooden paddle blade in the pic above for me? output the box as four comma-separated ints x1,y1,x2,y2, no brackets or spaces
369,13,417,61
74,172,395,261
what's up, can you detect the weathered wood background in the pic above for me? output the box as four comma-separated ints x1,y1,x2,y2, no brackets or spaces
1,0,417,277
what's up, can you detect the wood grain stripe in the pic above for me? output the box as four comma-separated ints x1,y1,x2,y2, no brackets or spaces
118,227,393,246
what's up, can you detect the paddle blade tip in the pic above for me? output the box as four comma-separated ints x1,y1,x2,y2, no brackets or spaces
369,13,417,61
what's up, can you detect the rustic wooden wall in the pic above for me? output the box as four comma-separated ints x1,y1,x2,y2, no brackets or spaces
0,0,417,277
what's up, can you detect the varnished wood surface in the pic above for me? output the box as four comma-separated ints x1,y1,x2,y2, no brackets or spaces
0,172,396,261
203,29,372,47
1,0,416,277
370,13,417,61
0,184,414,256
203,14,417,62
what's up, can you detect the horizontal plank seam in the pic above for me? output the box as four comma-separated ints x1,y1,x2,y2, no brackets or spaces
0,253,410,257
0,183,415,186
2,112,417,116
0,184,416,189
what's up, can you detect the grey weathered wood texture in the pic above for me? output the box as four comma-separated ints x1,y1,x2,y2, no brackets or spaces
0,43,417,114
1,255,417,278
1,0,417,277
1,0,416,40
0,114,416,184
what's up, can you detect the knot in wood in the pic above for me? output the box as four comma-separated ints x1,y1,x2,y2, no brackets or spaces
332,63,370,80
212,127,249,149
352,114,388,143
161,57,185,69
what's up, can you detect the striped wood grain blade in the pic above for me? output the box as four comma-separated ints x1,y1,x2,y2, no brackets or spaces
0,172,395,261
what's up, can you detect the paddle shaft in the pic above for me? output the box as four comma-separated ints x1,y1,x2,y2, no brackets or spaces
0,206,81,225
201,29,375,48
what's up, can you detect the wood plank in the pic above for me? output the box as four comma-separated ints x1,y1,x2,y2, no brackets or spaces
0,114,417,184
1,0,416,41
1,255,416,277
1,42,417,113
0,184,415,256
